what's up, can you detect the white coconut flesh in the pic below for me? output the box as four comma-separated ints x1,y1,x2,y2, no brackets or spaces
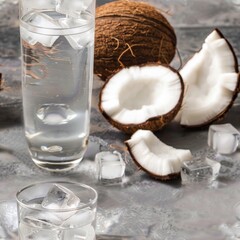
126,130,193,178
176,29,239,126
100,65,183,125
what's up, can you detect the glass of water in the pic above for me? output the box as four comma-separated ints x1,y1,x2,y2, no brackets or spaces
16,181,98,240
19,0,96,171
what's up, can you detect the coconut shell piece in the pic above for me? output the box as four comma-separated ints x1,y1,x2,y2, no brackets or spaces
175,29,240,128
99,64,184,134
94,0,176,81
125,130,193,181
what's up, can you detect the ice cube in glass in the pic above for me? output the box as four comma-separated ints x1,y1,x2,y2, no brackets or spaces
181,157,221,183
56,0,91,18
95,151,126,183
42,184,80,210
23,212,62,228
208,123,240,155
21,0,57,13
21,12,60,47
19,212,63,240
58,17,94,50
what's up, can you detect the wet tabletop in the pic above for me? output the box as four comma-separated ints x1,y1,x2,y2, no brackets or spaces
0,8,240,240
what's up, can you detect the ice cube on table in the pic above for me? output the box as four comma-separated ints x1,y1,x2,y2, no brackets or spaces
56,0,91,18
181,157,221,183
208,123,240,155
21,12,60,47
63,224,95,240
58,17,93,50
95,151,126,183
42,184,80,210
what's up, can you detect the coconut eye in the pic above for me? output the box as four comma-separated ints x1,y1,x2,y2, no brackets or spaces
175,29,240,127
99,65,184,134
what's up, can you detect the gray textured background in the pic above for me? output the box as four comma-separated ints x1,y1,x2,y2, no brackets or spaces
0,1,240,239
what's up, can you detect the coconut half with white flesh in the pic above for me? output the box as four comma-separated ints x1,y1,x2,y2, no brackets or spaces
125,130,193,180
99,65,184,134
176,29,240,127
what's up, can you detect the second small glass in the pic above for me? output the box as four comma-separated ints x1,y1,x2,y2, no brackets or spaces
16,181,98,240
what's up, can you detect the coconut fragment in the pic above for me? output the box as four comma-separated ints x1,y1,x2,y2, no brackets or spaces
176,29,240,127
125,130,193,180
99,64,184,134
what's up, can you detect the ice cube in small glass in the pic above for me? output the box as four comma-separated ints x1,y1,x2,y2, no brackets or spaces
19,212,63,240
208,123,240,155
19,219,62,240
56,0,91,18
95,151,126,183
181,157,221,183
21,12,60,47
23,212,62,228
41,184,80,210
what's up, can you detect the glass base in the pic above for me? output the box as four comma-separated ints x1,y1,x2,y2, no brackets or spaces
32,157,83,172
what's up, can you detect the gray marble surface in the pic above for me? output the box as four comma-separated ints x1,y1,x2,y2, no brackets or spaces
0,18,240,240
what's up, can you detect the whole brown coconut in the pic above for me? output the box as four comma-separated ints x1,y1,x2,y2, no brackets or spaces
94,0,177,81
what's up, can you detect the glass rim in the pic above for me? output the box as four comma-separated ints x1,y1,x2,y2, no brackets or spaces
16,181,98,212
19,10,94,36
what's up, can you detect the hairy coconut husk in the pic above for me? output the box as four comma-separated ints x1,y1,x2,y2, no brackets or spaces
94,0,176,80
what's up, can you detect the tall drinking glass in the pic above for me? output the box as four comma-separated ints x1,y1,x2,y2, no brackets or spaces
19,0,96,171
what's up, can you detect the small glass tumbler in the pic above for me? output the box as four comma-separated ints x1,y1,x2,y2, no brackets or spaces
16,181,98,240
19,0,96,171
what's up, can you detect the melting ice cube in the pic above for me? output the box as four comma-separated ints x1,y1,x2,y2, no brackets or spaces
208,123,240,155
58,17,94,50
181,157,221,183
21,12,60,47
42,184,80,210
95,151,126,183
56,0,91,18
